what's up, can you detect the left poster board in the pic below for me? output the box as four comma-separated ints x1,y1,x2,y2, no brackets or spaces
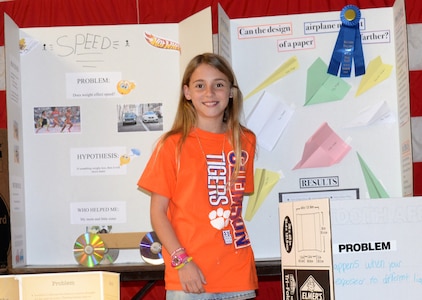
5,10,213,267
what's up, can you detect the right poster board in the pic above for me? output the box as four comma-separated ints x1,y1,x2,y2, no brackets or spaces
280,196,422,299
219,0,412,260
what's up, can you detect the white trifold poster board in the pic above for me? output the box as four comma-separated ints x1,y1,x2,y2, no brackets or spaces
5,9,213,267
218,0,412,259
280,197,422,299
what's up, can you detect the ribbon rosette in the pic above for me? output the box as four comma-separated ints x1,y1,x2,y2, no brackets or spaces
328,5,365,77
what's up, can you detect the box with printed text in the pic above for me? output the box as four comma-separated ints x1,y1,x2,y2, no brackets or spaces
1,271,119,300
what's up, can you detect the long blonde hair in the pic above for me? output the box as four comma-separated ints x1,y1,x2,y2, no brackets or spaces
158,53,255,182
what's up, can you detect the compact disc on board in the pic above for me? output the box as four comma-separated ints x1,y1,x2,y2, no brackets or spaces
140,231,164,265
100,248,119,265
73,233,106,267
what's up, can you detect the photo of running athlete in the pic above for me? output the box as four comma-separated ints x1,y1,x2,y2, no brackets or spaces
61,107,74,133
33,106,81,134
50,107,61,128
35,110,50,133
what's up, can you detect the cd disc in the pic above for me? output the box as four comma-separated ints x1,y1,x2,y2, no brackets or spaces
140,231,164,265
73,233,106,267
100,248,119,265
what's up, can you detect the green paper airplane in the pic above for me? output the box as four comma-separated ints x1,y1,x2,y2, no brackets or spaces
357,152,389,198
305,57,351,106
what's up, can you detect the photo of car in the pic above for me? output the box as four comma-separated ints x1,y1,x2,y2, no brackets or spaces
123,112,137,125
142,111,159,123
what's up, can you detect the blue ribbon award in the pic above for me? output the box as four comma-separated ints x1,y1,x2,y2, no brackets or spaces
327,5,365,77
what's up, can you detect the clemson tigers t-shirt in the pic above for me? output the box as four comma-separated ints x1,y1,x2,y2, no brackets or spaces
138,128,258,293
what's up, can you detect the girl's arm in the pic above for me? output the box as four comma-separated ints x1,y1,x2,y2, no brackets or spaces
150,192,180,253
150,192,207,293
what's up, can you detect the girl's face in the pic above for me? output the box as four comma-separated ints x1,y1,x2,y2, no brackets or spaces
183,63,232,131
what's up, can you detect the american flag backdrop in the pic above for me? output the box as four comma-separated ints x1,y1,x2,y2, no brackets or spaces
408,20,422,195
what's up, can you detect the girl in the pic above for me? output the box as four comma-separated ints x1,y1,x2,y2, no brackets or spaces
138,53,257,299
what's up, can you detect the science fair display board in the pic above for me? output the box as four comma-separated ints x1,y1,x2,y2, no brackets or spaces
5,0,413,270
5,9,213,267
279,197,422,299
218,0,412,259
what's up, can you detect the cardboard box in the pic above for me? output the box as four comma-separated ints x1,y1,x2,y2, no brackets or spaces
0,271,119,300
279,198,334,300
0,275,19,299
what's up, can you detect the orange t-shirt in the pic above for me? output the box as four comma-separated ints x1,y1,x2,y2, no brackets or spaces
138,128,258,292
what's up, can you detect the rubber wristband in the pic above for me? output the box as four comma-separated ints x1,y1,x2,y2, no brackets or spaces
171,252,189,268
174,257,193,270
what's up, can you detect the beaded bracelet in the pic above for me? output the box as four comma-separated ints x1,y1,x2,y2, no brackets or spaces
170,247,185,257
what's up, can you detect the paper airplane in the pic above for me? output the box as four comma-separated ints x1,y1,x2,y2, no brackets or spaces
305,57,351,106
293,122,351,169
355,56,393,97
343,100,395,128
244,56,299,100
246,91,294,151
245,168,281,221
357,152,389,198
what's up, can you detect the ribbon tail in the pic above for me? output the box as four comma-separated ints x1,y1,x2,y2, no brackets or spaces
353,31,365,76
339,26,356,77
327,31,344,76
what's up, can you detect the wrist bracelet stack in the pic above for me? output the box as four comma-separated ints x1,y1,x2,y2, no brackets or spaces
170,247,193,269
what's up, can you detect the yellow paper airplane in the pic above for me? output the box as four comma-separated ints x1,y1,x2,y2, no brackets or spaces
245,168,281,221
244,56,299,100
355,56,393,96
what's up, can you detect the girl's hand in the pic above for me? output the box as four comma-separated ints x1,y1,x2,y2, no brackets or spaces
177,261,207,294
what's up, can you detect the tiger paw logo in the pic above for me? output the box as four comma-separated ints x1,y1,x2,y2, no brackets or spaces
208,208,230,230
